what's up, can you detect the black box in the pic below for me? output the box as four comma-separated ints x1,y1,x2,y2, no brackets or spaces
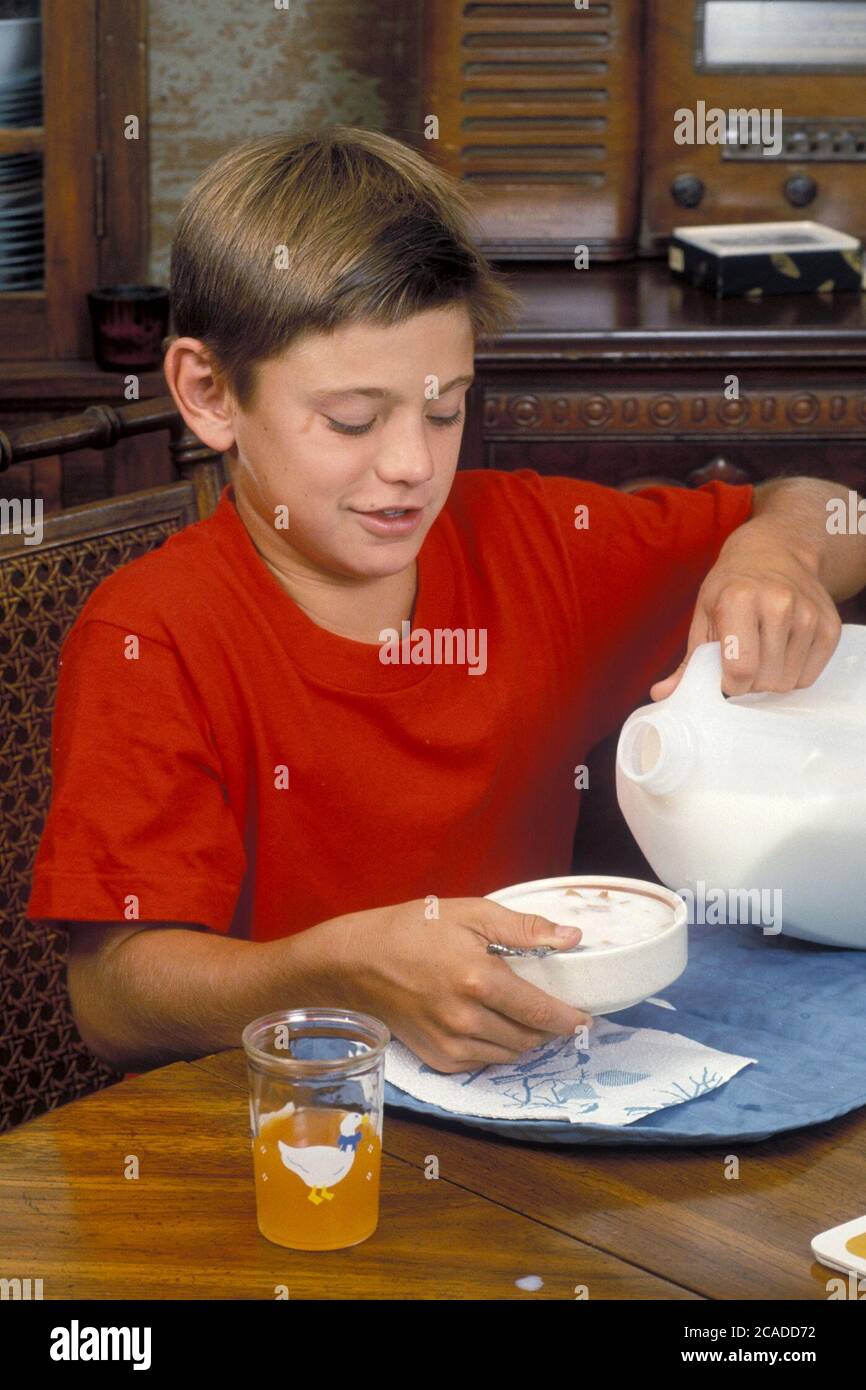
668,221,863,299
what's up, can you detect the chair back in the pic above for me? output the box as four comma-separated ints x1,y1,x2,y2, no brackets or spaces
0,399,226,1131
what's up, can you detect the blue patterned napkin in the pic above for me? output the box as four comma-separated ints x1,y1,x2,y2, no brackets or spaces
385,1017,756,1125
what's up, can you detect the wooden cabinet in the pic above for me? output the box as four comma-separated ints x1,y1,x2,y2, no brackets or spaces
0,0,151,511
463,262,866,552
0,0,147,361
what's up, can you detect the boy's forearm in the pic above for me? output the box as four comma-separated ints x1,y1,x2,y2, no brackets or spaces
69,919,355,1073
748,476,866,601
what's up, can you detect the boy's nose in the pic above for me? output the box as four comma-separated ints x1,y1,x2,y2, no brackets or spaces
376,437,436,486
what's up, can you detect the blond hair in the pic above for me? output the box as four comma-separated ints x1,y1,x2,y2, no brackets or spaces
170,125,520,408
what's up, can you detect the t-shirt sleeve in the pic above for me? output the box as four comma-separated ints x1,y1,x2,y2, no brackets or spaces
26,617,247,933
528,473,754,748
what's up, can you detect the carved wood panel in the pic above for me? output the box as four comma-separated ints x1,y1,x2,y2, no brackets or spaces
481,386,866,436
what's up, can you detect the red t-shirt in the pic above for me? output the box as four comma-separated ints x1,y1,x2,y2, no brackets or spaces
27,470,753,941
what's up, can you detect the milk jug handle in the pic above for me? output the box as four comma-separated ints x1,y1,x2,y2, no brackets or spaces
671,641,726,703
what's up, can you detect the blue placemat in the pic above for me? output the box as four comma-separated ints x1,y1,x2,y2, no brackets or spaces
384,921,866,1145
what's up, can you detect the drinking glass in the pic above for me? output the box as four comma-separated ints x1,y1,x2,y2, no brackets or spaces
242,1008,389,1251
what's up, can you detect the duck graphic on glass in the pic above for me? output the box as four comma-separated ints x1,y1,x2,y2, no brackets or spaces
253,1099,381,1250
278,1110,364,1204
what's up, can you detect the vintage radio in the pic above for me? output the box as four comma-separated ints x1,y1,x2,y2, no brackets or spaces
641,0,866,254
419,0,643,259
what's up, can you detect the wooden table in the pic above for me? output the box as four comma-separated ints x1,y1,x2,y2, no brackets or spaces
1,1048,863,1300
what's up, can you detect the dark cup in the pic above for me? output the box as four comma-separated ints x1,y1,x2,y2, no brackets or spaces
87,284,171,371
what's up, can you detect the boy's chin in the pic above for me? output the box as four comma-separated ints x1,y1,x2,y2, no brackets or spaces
346,543,420,579
343,527,425,570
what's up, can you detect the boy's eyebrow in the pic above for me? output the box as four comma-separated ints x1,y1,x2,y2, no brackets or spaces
308,373,474,403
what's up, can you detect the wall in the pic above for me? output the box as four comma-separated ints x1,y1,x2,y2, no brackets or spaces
147,0,421,283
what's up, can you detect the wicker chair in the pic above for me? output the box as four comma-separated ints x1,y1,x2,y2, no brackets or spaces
0,400,227,1132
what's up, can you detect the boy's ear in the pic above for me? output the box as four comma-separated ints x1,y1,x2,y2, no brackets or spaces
162,336,238,453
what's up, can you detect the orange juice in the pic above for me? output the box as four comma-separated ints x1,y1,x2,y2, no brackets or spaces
252,1104,381,1250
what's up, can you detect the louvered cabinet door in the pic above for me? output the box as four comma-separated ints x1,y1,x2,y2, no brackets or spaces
420,0,643,260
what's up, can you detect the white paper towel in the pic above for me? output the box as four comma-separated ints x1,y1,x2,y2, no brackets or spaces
385,1018,756,1125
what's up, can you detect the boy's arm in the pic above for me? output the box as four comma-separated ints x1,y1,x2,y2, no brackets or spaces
652,477,866,699
748,475,866,601
65,919,348,1073
64,898,593,1076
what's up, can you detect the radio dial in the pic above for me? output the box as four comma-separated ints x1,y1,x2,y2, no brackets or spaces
671,174,705,209
784,174,818,207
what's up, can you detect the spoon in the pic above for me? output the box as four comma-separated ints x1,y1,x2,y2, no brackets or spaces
487,941,589,958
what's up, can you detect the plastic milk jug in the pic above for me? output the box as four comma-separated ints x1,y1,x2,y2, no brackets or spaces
615,625,866,949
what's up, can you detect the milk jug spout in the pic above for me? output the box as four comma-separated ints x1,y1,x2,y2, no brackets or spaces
617,707,696,795
617,643,722,795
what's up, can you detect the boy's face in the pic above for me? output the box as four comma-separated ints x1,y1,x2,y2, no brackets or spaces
226,303,476,582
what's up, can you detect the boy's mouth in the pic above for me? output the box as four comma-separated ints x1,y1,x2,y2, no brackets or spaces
350,505,425,536
353,506,422,517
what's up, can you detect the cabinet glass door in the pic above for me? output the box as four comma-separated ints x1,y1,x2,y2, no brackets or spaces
0,0,43,295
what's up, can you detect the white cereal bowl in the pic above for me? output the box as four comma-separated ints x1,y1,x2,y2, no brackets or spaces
484,874,688,1016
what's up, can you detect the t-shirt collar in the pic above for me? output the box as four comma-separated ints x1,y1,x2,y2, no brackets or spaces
207,483,458,693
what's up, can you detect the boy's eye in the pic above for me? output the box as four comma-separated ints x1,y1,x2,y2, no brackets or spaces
325,408,464,437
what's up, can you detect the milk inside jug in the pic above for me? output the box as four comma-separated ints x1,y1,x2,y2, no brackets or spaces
615,625,866,949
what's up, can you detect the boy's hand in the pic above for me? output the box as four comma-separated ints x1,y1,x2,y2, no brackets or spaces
650,519,842,700
303,897,592,1074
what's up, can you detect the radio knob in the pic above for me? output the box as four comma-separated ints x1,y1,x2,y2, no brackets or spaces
671,174,705,208
784,173,818,207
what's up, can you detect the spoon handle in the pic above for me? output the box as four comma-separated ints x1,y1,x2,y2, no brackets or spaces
487,942,556,958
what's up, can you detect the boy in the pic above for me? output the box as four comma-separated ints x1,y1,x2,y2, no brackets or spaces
27,127,866,1076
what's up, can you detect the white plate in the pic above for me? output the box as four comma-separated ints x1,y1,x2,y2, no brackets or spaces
0,182,42,201
0,96,40,111
0,85,40,100
0,110,41,123
0,69,41,92
0,18,42,82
